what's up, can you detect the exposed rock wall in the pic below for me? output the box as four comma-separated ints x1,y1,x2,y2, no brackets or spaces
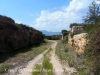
68,33,87,53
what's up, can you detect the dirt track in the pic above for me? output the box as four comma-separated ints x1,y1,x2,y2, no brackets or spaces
7,40,76,75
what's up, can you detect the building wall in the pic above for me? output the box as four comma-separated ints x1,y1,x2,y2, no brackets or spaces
71,26,84,34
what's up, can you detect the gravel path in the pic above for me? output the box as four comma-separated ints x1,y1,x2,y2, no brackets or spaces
50,41,64,75
50,41,76,75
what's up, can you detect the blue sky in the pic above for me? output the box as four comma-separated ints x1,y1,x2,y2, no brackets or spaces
0,0,95,31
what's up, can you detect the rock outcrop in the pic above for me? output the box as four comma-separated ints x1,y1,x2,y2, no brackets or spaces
68,33,87,53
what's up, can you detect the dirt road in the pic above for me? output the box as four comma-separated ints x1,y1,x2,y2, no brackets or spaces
7,40,60,75
50,41,64,75
7,40,75,75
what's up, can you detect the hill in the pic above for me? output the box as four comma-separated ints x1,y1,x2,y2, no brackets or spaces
0,15,44,53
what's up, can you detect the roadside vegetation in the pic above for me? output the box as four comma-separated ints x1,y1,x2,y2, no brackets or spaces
56,40,84,75
68,1,100,75
32,48,54,75
77,1,100,75
78,23,100,75
0,64,10,73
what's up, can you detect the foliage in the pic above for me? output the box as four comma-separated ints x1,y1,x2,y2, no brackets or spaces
68,1,100,75
0,15,44,53
84,24,100,33
0,40,52,74
62,35,68,43
61,30,69,39
32,64,42,75
46,35,60,40
0,15,15,25
32,48,53,75
70,23,86,28
56,41,84,71
61,30,68,34
0,64,10,73
84,27,100,75
83,1,100,24
70,23,79,28
43,58,53,69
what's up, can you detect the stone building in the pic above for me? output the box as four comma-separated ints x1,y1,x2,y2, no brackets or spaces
68,25,87,53
71,26,85,34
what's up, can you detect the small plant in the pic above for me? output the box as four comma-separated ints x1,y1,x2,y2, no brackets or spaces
42,58,53,69
0,64,10,73
62,35,68,43
64,48,69,53
32,64,42,75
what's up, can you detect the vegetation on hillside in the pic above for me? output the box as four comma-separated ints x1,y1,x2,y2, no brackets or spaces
83,1,100,24
84,27,100,75
72,1,100,75
56,40,84,75
61,0,100,75
0,15,44,53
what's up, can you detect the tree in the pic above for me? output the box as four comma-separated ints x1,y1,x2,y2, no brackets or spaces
61,30,68,40
83,1,100,24
69,23,78,28
61,30,68,34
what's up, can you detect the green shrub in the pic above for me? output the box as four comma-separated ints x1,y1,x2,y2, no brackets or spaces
62,35,68,43
0,64,10,73
32,64,42,75
43,58,53,69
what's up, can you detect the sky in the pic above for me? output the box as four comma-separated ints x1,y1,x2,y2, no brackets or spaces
0,0,97,32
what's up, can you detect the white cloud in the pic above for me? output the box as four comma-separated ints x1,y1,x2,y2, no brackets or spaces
33,0,93,32
96,0,100,4
15,20,22,24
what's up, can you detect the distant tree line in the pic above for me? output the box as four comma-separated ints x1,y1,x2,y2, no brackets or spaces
0,15,44,53
45,35,61,40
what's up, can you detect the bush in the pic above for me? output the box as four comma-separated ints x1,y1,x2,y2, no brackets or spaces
0,15,44,53
84,26,100,75
32,64,42,75
43,58,53,69
0,64,10,73
62,35,68,43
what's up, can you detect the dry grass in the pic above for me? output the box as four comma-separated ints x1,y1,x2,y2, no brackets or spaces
56,40,84,72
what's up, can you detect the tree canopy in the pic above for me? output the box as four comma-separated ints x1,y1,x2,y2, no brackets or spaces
83,1,100,24
61,30,68,34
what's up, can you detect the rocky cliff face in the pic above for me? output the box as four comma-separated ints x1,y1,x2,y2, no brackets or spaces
68,33,87,53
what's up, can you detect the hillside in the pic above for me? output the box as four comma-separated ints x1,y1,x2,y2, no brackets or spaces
0,15,44,53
